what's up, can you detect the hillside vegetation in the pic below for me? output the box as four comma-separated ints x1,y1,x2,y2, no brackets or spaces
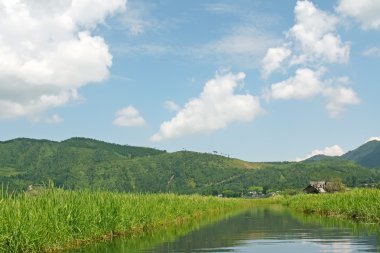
342,140,380,168
0,138,379,196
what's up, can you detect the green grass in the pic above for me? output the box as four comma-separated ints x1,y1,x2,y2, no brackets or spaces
0,188,253,253
282,189,380,223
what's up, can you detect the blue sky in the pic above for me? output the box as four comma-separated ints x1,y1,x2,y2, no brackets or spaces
0,0,379,161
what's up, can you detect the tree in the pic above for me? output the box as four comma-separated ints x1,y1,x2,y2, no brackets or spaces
262,185,270,194
325,179,345,193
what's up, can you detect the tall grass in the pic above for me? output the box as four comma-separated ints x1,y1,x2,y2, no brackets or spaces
0,188,253,253
283,189,380,223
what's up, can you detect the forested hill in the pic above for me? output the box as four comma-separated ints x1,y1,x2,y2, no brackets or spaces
304,140,380,169
342,140,380,168
0,137,166,161
0,137,256,193
0,138,378,196
0,137,166,185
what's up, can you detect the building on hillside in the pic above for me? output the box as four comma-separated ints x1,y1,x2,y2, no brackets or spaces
303,181,327,194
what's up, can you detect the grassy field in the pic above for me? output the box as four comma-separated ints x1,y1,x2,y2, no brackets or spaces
282,189,380,223
0,188,254,253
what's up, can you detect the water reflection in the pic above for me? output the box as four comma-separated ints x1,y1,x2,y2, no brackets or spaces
73,205,380,253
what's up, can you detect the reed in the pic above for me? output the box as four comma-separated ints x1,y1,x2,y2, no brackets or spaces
283,189,380,223
0,188,253,253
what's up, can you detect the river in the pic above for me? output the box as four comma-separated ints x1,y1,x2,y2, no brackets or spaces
71,205,380,252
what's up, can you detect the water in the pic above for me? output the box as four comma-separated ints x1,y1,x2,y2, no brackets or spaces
72,206,380,253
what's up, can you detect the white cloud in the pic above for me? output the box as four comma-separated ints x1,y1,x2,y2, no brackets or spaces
164,101,180,112
113,106,146,127
69,0,126,27
261,1,358,117
266,68,360,117
367,137,380,142
262,0,350,77
0,0,126,120
296,145,344,162
261,46,292,78
120,1,159,36
203,3,239,14
337,0,380,30
363,47,380,57
198,26,278,68
151,72,263,142
268,68,322,100
289,0,350,65
45,114,64,124
323,86,360,117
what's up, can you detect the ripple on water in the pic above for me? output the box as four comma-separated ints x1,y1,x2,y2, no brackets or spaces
72,206,380,253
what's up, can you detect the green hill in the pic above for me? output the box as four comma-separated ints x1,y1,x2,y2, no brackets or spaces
0,138,165,188
342,140,380,168
304,154,343,162
0,138,378,195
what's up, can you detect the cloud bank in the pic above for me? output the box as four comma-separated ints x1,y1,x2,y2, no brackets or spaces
151,72,263,141
367,137,380,142
0,0,126,120
296,145,344,162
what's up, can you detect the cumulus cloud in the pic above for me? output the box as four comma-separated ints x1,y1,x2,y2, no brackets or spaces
323,86,360,117
164,101,180,112
337,0,380,30
261,1,358,117
268,68,322,100
0,0,126,120
151,72,263,141
296,145,344,162
367,137,380,142
113,106,146,127
261,46,292,78
261,0,350,76
289,0,349,65
262,0,350,75
266,68,359,116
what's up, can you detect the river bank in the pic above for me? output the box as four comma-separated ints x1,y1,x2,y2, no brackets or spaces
0,188,254,253
281,189,380,223
73,205,380,253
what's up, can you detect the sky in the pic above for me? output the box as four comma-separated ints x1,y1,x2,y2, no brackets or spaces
0,0,379,162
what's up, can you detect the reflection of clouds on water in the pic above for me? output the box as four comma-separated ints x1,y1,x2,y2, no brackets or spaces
75,207,379,253
299,238,355,253
318,240,353,253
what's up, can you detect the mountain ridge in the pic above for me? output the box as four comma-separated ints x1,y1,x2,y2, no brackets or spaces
306,140,380,168
342,140,380,168
0,137,378,195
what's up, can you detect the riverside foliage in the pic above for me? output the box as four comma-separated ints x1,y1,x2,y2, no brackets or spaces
0,188,253,253
283,189,380,223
